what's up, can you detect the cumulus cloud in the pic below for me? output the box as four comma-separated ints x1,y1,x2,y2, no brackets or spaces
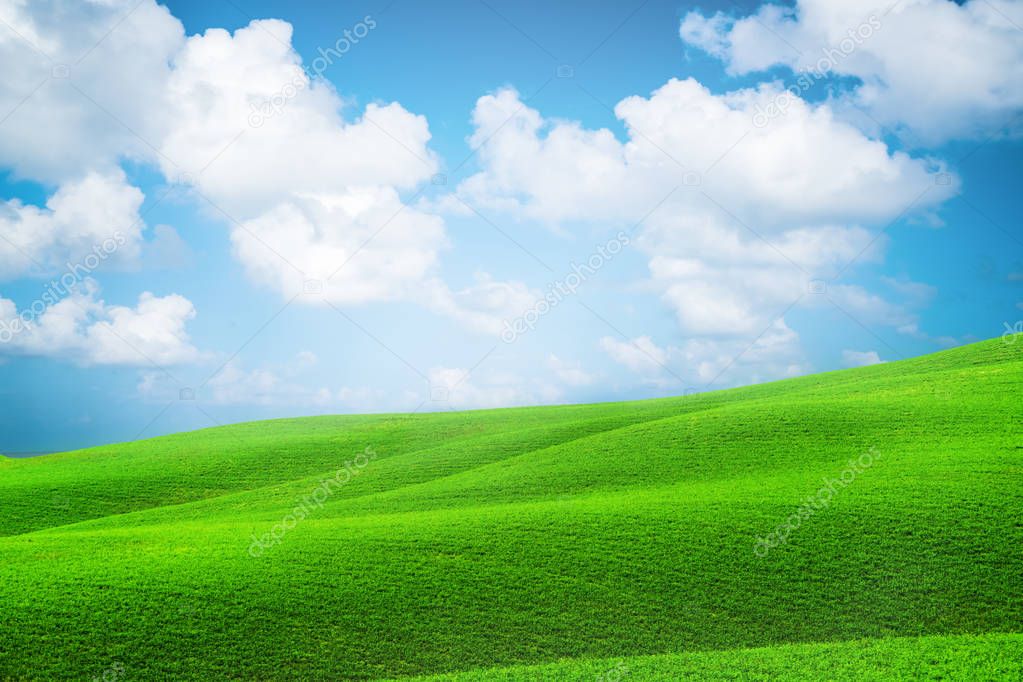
0,0,987,396
153,18,518,329
451,78,953,383
232,190,534,332
160,19,436,212
0,170,145,279
0,0,184,182
0,2,521,336
232,187,446,303
0,281,200,366
679,0,1023,143
456,80,951,228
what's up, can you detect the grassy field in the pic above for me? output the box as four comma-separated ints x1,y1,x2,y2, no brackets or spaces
395,633,1023,680
0,338,1020,680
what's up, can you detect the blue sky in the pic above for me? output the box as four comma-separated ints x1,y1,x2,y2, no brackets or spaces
0,0,1020,452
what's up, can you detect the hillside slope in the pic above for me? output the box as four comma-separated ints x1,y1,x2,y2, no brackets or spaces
395,633,1023,681
0,339,1020,680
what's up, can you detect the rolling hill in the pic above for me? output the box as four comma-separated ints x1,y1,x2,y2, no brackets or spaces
0,338,1020,680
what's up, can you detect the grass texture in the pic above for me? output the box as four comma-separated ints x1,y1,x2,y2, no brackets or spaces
0,338,1020,680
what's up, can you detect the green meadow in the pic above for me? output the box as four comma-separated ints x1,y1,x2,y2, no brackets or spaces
0,338,1020,680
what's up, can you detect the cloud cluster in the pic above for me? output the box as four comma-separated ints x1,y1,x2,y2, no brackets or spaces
160,19,524,328
459,80,950,226
1,2,525,339
600,324,806,388
0,0,183,182
0,170,143,279
162,19,435,211
452,78,954,383
0,281,200,365
136,352,579,410
427,366,562,409
0,1,195,365
679,0,1023,143
0,0,1006,397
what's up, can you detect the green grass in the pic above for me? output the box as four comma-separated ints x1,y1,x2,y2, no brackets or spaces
395,633,1023,681
0,338,1020,680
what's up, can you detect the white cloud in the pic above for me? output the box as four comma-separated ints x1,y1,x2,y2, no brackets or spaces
160,19,436,213
546,354,594,387
679,11,731,59
679,0,1023,143
823,283,916,328
0,281,200,366
896,321,963,348
232,187,446,303
427,366,562,409
0,0,184,182
424,356,598,411
204,360,333,406
456,80,951,228
880,276,937,305
451,79,953,378
0,4,521,336
676,321,807,385
0,0,980,391
600,326,807,387
599,336,669,375
232,190,531,332
0,170,145,279
421,273,539,335
140,351,402,408
841,349,885,367
152,17,512,326
160,18,531,333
